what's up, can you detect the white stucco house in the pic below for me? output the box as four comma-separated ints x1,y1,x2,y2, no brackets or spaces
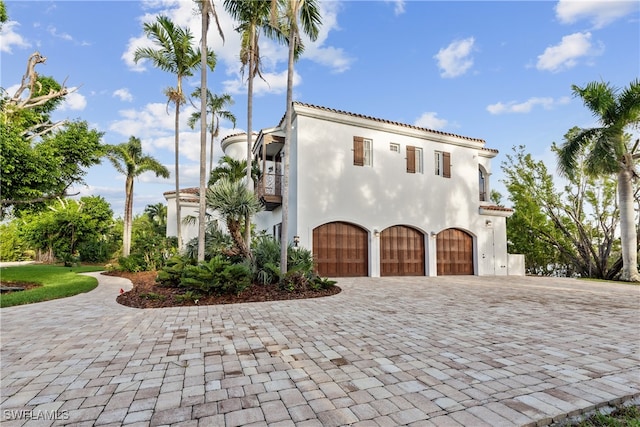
166,102,524,277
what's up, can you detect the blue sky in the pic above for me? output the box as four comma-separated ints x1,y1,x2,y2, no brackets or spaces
1,0,639,217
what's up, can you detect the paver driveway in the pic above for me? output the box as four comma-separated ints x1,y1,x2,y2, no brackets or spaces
1,274,639,427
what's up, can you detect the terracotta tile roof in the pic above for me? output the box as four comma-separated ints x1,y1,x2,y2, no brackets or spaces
292,102,488,144
481,205,514,212
163,187,199,196
220,132,259,144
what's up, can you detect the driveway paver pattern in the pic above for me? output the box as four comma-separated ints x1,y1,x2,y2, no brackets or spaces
1,273,638,426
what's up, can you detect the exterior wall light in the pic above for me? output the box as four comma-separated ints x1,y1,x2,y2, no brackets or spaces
373,229,380,237
293,235,300,247
485,220,493,227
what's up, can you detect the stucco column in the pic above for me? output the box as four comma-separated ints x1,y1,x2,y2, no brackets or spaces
370,229,380,277
427,232,437,277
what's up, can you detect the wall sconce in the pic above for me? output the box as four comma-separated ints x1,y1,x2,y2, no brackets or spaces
485,220,493,228
373,229,380,238
293,235,300,247
430,231,437,237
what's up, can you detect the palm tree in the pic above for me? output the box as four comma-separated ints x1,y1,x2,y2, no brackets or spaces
106,137,170,257
271,0,321,274
196,0,225,262
558,79,640,282
209,155,260,187
224,0,286,255
206,177,262,259
134,15,215,250
144,202,168,233
187,89,236,174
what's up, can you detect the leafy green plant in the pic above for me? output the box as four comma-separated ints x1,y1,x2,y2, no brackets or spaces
219,262,252,295
180,256,230,292
139,292,166,301
156,255,196,287
180,257,252,296
175,290,201,304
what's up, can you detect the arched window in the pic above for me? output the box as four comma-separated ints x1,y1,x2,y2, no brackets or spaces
479,167,487,201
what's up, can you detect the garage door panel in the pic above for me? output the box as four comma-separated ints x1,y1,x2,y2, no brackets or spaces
437,229,473,275
313,222,368,277
381,226,425,276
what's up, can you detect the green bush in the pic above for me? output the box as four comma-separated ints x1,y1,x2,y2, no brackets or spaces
0,221,30,261
180,256,252,295
219,262,252,295
251,236,316,285
156,255,195,287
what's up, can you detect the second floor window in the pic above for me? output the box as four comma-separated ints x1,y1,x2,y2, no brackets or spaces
479,167,487,201
353,136,373,166
406,146,423,173
435,151,451,178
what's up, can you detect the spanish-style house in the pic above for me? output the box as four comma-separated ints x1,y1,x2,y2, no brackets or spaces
166,102,523,277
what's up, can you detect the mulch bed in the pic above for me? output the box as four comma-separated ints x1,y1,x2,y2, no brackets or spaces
104,271,341,309
0,281,42,293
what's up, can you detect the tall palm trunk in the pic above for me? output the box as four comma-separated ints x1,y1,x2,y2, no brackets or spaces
198,1,209,262
280,30,296,274
244,27,255,257
618,163,640,281
123,176,134,257
174,101,182,250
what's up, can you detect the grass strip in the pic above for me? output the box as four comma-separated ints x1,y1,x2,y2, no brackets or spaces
0,265,104,308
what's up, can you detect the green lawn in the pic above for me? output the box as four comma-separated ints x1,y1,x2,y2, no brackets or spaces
0,264,105,308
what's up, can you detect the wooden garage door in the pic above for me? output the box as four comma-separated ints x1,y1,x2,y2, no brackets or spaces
437,228,474,275
313,222,368,277
381,226,425,276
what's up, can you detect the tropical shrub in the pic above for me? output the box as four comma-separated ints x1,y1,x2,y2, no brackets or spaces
158,255,252,295
117,215,178,272
0,220,31,261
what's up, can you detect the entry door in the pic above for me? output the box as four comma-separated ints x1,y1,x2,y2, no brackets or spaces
437,228,474,275
313,222,368,277
380,226,425,276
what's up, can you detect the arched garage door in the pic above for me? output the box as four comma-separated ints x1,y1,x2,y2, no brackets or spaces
437,228,474,275
381,226,425,276
313,222,368,277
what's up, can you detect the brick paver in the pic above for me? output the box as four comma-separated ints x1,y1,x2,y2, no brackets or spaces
1,273,639,426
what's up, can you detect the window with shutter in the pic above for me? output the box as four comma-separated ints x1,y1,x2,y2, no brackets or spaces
353,136,364,166
435,151,451,178
353,136,372,167
443,152,451,178
406,146,416,173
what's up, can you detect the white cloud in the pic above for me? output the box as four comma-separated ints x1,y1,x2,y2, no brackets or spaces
0,21,31,53
110,102,175,140
434,37,475,78
536,32,601,72
113,88,134,102
486,96,571,114
555,0,638,29
123,0,352,84
223,69,301,97
385,0,406,16
47,25,73,41
299,0,354,74
414,112,448,130
59,89,87,111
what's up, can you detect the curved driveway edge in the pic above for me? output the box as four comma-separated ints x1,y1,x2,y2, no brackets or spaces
1,274,638,426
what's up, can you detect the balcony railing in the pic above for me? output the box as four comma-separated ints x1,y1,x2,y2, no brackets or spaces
257,173,283,210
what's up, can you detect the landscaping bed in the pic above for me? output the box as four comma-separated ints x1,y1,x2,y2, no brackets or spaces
106,270,341,309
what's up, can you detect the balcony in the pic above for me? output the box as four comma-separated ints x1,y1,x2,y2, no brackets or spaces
257,172,282,210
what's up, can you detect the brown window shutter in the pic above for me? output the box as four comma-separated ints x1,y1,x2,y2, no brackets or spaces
353,136,364,166
443,152,451,178
406,146,416,173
